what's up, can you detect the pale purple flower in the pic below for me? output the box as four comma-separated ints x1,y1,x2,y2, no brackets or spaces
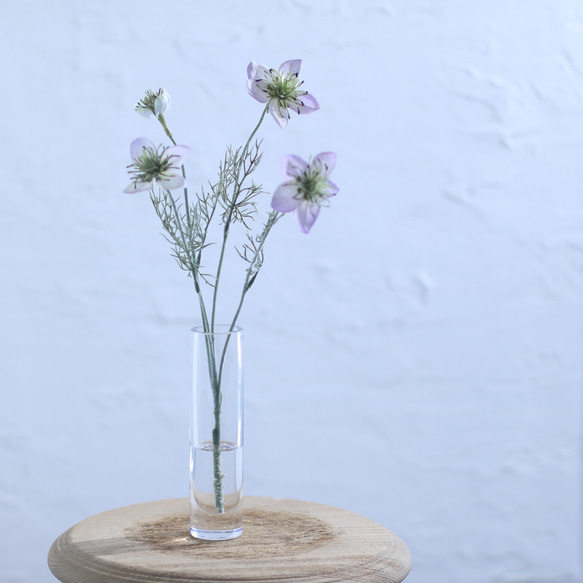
247,60,320,129
134,88,171,118
271,152,338,233
123,137,189,193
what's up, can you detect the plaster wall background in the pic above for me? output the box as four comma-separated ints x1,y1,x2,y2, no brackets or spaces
0,1,582,582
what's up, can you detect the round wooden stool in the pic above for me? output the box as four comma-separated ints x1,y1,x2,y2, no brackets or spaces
48,496,411,583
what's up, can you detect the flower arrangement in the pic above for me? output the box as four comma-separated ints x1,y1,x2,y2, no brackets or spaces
124,60,338,514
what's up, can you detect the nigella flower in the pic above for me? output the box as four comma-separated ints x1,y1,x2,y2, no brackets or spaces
134,88,171,118
271,152,338,233
247,60,320,129
123,137,189,193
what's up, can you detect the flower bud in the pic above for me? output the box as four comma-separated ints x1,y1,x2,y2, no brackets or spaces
134,88,171,118
154,89,171,116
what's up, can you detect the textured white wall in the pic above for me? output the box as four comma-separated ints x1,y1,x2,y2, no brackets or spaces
1,1,582,582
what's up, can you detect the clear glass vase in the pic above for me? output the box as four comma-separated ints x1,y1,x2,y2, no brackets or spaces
189,325,244,540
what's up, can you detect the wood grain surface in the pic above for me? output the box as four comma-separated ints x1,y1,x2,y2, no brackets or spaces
48,496,411,583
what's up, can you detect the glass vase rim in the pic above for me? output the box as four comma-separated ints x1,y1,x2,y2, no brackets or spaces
191,325,243,336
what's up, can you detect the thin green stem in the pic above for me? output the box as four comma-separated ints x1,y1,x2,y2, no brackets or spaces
154,105,273,514
231,211,281,330
158,113,227,509
157,113,175,145
196,285,211,331
165,189,211,335
204,106,270,512
215,211,281,391
210,106,269,332
241,105,269,163
158,113,191,238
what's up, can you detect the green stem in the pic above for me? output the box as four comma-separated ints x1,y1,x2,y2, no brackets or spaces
204,106,270,512
232,212,281,329
216,211,281,390
158,113,191,240
158,107,271,513
157,113,174,144
241,105,269,163
159,112,227,511
210,105,269,332
166,187,224,510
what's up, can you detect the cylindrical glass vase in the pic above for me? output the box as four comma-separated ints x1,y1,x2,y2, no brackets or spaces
190,325,244,540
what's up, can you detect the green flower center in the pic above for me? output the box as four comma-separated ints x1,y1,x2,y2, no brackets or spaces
129,147,174,183
266,70,304,106
295,165,329,203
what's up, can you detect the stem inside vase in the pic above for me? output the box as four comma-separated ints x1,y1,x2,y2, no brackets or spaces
190,326,243,538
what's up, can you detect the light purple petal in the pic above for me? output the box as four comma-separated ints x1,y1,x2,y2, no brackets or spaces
295,201,320,234
296,93,320,114
248,63,269,82
248,79,270,103
288,101,301,115
323,179,339,197
314,151,337,174
247,61,257,79
130,137,155,160
269,101,289,129
123,180,152,194
247,61,264,80
158,173,186,190
279,59,302,76
282,154,308,178
271,181,301,212
167,145,190,167
254,79,269,92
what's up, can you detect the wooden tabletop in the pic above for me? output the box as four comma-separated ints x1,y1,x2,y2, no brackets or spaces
48,496,411,583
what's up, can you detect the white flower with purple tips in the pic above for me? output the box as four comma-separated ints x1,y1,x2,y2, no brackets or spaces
247,60,320,129
123,137,189,193
271,152,338,233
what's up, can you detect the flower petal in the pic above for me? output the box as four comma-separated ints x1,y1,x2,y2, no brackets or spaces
296,92,320,114
279,59,302,76
295,201,320,234
269,101,289,129
271,181,301,212
314,151,337,174
248,79,270,103
154,90,171,115
158,173,186,190
135,106,153,118
247,61,265,80
167,145,190,167
281,154,308,178
323,179,339,197
247,62,271,102
130,137,155,160
123,180,152,194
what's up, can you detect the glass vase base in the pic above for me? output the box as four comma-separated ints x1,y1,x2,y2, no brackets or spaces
189,526,243,541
